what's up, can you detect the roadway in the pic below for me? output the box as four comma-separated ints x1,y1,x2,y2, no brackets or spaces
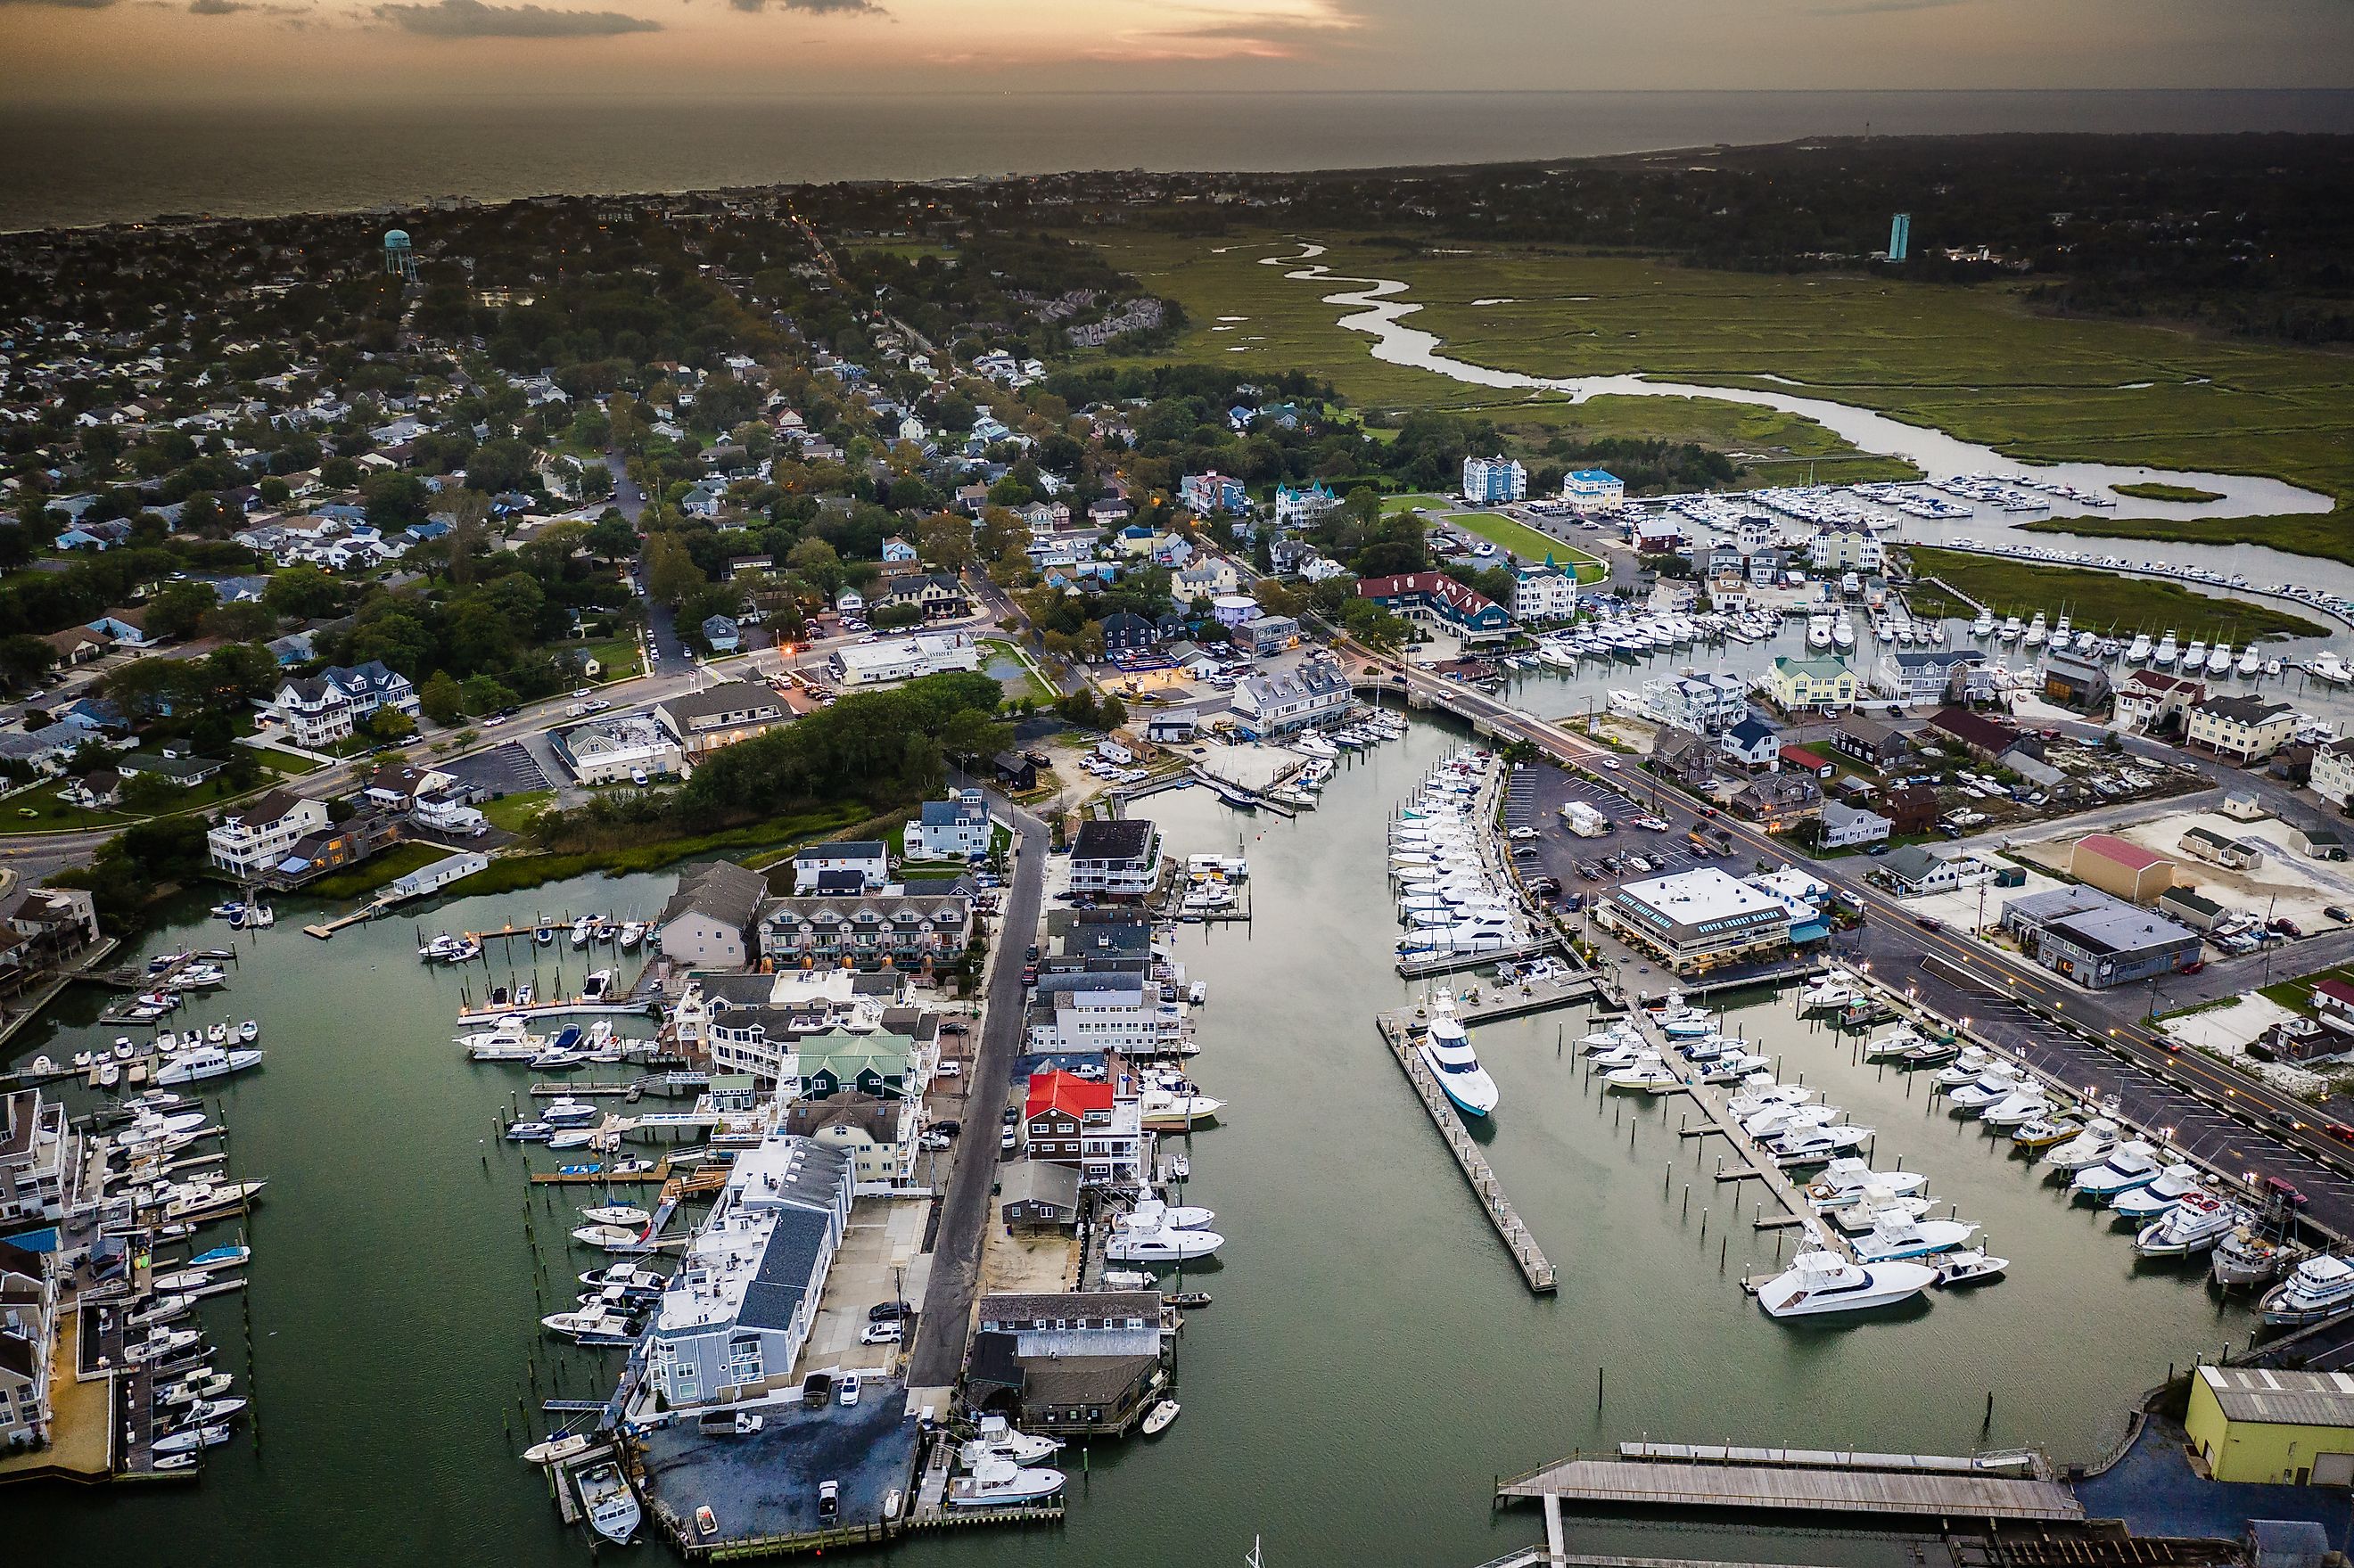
907,788,1047,1387
1359,649,2354,1237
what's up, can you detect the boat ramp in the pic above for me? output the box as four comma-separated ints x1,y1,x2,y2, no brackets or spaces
1376,1010,1557,1293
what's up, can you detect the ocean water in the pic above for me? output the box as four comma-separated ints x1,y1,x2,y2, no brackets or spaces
4,89,2351,233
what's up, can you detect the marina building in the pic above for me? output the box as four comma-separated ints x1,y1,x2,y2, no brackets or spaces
2069,834,2181,903
206,789,331,880
1355,571,1512,637
2187,695,2298,765
2185,1365,2354,1485
1560,469,1624,510
2001,885,2202,989
1597,866,1794,976
827,630,982,687
1230,662,1352,739
656,860,770,970
1068,819,1163,899
655,682,792,759
644,1137,852,1410
967,1291,1168,1435
1462,455,1527,504
554,712,682,784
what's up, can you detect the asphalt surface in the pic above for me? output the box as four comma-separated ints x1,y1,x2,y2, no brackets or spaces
1357,649,2354,1240
906,788,1047,1388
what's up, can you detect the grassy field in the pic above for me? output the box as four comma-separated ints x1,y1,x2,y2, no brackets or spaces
1088,230,2354,544
1441,512,1612,582
2111,481,2226,504
441,801,877,899
1904,546,2328,643
305,841,449,901
482,789,553,833
2021,510,2354,570
582,637,644,681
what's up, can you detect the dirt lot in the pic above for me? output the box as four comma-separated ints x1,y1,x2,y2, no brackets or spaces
2017,808,2354,935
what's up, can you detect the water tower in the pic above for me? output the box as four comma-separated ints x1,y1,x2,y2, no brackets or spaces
383,228,416,281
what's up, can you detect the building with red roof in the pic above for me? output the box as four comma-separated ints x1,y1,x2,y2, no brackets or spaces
1355,571,1513,636
1022,1070,1143,1184
2070,833,2180,904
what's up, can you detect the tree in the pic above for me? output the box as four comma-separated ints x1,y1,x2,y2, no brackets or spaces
645,533,704,610
368,706,418,742
144,580,218,641
460,674,519,715
200,601,276,644
585,513,638,563
0,633,56,691
786,537,844,597
263,564,343,622
420,670,465,726
918,514,975,575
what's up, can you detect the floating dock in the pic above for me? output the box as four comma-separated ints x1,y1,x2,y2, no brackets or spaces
1377,1012,1556,1293
1497,1447,2083,1523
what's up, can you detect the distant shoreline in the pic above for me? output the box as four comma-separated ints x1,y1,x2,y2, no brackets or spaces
5,88,2350,235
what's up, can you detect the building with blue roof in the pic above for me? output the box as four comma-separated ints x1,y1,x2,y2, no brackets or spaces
1561,469,1626,509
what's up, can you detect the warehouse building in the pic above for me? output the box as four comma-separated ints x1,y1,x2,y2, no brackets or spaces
2070,833,2180,904
2185,1365,2354,1485
2000,885,2202,989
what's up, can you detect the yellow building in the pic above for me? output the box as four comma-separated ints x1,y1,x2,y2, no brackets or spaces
1767,657,1858,713
2185,1365,2354,1485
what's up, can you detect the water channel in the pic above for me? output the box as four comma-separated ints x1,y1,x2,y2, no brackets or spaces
0,714,2278,1566
1263,243,2354,603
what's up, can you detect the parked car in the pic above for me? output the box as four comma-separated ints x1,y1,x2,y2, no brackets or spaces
1000,1127,1018,1153
860,1321,904,1345
1508,826,1539,840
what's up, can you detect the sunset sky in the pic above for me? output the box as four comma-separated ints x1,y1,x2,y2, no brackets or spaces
9,0,2353,103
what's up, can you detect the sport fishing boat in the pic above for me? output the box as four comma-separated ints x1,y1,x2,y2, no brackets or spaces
960,1415,1063,1466
950,1455,1067,1508
1862,1024,1927,1063
2008,1115,2082,1151
1851,1209,1978,1261
2134,1193,2243,1257
1104,1206,1223,1264
1806,1158,1929,1210
576,1461,642,1544
154,1046,262,1086
1757,1242,1936,1318
1947,1065,2028,1112
2215,1227,2307,1289
2262,1254,2354,1326
2071,1140,2164,1200
1135,1089,1224,1130
1933,1248,2009,1287
1797,977,1855,1014
1932,1046,1999,1087
1766,1124,1872,1166
2042,1117,2122,1172
2110,1162,2207,1219
1416,995,1498,1117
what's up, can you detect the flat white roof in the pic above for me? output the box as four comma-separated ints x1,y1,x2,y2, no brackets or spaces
1620,866,1786,925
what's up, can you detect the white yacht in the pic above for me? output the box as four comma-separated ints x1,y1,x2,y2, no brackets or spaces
577,1461,642,1543
1104,1210,1223,1264
2262,1254,2354,1326
1807,614,1835,651
1998,614,2024,644
2134,1193,2242,1257
2125,631,2152,664
1947,1065,2027,1112
2182,638,2207,672
2207,642,2234,676
1416,997,1497,1117
1851,1210,1978,1261
1796,977,1855,1013
1861,1024,1926,1063
2152,630,2180,669
1766,1124,1872,1165
154,1046,262,1086
2070,1139,2163,1199
2313,653,2351,685
1932,1046,1999,1088
1757,1242,1937,1318
961,1416,1062,1466
2022,612,2048,648
1135,1089,1223,1130
2109,1162,2206,1219
1980,1086,2054,1129
541,1308,642,1346
1831,612,1856,652
1605,1059,1682,1093
1971,610,1996,638
2236,644,2263,677
950,1455,1066,1508
2042,1116,2121,1171
1806,1159,1929,1210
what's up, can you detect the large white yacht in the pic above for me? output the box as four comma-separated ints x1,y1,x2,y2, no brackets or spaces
1105,1204,1224,1264
1757,1243,1937,1318
2134,1193,2242,1257
1850,1210,1978,1261
154,1045,262,1086
2262,1254,2354,1326
2125,632,2153,664
951,1455,1067,1508
1417,995,1498,1117
1807,614,1834,650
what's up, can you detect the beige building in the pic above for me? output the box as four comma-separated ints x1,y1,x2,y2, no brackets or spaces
2186,695,2296,764
2069,833,2179,904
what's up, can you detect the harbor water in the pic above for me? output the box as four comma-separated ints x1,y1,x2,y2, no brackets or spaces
0,720,2268,1564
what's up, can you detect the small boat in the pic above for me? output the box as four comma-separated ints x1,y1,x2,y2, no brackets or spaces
185,1244,251,1271
541,1308,643,1345
98,1063,122,1088
1140,1399,1181,1435
1862,1024,1926,1063
1934,1248,2008,1287
580,1264,667,1294
617,922,647,950
571,1223,647,1252
521,1433,598,1466
151,1423,234,1456
152,1453,199,1473
542,1095,597,1126
236,1021,258,1043
506,1121,554,1142
580,1205,651,1228
533,925,556,946
577,1461,642,1543
1164,1290,1213,1309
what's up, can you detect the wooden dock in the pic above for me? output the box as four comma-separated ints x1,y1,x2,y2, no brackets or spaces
1398,938,1565,981
1377,1013,1557,1293
1497,1452,2082,1522
1458,970,1601,1026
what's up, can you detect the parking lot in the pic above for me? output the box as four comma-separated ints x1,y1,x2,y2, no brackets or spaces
1502,756,1739,913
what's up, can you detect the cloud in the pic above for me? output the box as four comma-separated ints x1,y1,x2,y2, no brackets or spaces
373,0,659,32
0,0,122,10
187,0,311,14
725,0,881,12
1080,0,1364,62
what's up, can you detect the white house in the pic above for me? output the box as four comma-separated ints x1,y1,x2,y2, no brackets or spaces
1462,455,1527,504
1510,563,1579,623
1819,800,1892,850
1560,469,1625,510
1231,661,1352,738
1068,818,1162,899
789,840,889,893
2312,737,2354,808
207,789,331,879
906,788,992,860
269,661,421,748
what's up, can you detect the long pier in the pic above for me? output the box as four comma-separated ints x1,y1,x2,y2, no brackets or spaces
1377,1012,1557,1292
1496,1446,2082,1523
1398,938,1565,981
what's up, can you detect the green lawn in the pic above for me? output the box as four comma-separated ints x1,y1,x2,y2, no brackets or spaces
1904,546,2328,644
448,801,877,897
250,746,325,776
2261,966,2354,1017
1083,229,2354,537
304,841,450,901
2,767,303,836
1444,512,1612,583
581,637,644,682
979,637,1053,703
2020,507,2354,570
482,789,554,833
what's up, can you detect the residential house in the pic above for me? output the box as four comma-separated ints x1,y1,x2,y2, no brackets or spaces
1730,773,1823,833
2114,670,2206,735
1236,615,1300,657
1561,469,1625,510
906,789,992,860
0,1237,55,1450
1819,801,1892,850
1100,611,1160,657
701,614,742,653
656,860,770,969
206,789,330,879
789,841,889,893
1926,707,2021,762
2041,648,2112,711
1231,661,1352,739
1831,715,1907,769
1022,1070,1147,1185
1766,657,1858,713
2312,737,2354,809
1881,784,1943,836
1170,559,1241,604
85,609,154,648
1461,455,1527,503
780,1093,919,1194
1873,648,1990,707
656,682,789,759
1179,472,1250,515
1651,727,1719,789
758,893,974,970
1068,818,1162,899
1272,482,1340,528
2177,825,2265,873
1879,845,1991,896
875,573,969,623
1780,744,1837,779
1355,571,1512,637
1643,673,1749,734
1000,1161,1083,1230
1510,564,1579,623
268,661,421,749
2187,695,2297,765
1721,717,1782,772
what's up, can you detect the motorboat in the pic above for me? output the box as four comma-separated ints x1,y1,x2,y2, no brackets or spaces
506,1121,554,1142
2042,1117,2121,1171
1934,1248,2009,1287
1102,1269,1156,1291
1862,1024,1927,1063
963,1415,1063,1465
2070,1139,2163,1199
186,1244,251,1271
1416,997,1498,1117
205,1022,228,1046
1605,1059,1681,1093
949,1455,1067,1508
1767,1124,1872,1166
1658,1009,1716,1039
1797,977,1855,1014
1135,1090,1223,1130
1971,611,1996,638
577,1461,642,1544
547,1128,599,1150
1851,1209,1977,1261
1933,1047,1999,1088
618,921,647,950
1947,1066,2027,1112
1998,614,2023,644
1590,1041,1651,1071
1742,1103,1837,1140
151,1423,235,1456
2262,1254,2354,1326
1698,1051,1773,1084
1806,1158,1929,1209
2208,642,2234,677
1757,1244,1936,1318
542,1097,598,1127
580,1264,667,1295
1831,612,1856,652
2216,1227,2306,1289
154,1046,262,1087
2110,1162,2206,1219
521,1433,599,1467
2125,632,2152,664
1807,615,1834,651
1826,1192,1933,1235
2237,645,2263,677
1140,1400,1181,1436
2183,638,2207,672
235,1020,258,1043
1980,1087,2055,1129
570,915,597,950
1727,1083,1814,1120
2135,1193,2243,1257
2004,1111,2082,1150
1118,1195,1216,1233
1581,1023,1643,1054
2314,653,2352,685
570,1224,646,1251
2152,630,2180,669
2022,612,2048,648
127,1328,201,1364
